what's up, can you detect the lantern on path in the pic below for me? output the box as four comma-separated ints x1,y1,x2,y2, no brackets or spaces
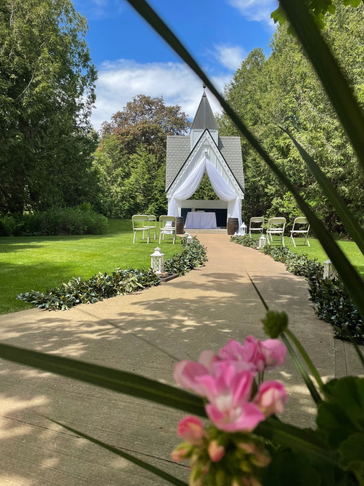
323,260,337,279
151,247,164,274
240,222,247,236
259,235,266,248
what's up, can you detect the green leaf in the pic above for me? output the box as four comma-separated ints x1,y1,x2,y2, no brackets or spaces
271,4,287,25
317,377,364,448
256,418,339,466
246,272,270,312
261,450,322,486
45,417,188,486
339,433,364,485
0,343,206,417
279,0,364,173
281,333,323,405
125,0,364,325
282,129,364,256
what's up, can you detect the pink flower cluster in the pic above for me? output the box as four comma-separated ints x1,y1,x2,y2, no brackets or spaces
174,337,288,432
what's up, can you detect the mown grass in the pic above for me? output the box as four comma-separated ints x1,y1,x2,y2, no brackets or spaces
0,219,184,315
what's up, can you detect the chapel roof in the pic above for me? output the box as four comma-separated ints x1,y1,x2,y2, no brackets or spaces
165,134,244,192
190,91,219,130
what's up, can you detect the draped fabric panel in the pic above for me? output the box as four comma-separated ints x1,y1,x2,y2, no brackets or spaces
168,157,242,227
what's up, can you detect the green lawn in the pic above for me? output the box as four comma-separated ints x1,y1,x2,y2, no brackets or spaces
0,219,184,315
251,234,364,276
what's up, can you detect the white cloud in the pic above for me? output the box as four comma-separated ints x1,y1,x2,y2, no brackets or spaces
226,0,277,25
74,0,124,20
92,59,230,131
213,44,246,71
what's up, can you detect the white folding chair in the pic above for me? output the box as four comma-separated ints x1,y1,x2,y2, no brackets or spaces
249,217,264,238
266,217,286,247
132,215,150,244
147,215,157,240
290,217,310,247
159,216,176,244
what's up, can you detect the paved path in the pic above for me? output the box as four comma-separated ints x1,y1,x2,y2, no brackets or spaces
0,234,361,485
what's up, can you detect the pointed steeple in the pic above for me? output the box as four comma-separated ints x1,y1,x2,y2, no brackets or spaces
191,86,218,130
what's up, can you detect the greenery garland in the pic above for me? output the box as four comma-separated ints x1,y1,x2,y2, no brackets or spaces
17,237,208,311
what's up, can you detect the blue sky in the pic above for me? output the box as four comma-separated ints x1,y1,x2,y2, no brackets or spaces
73,0,278,130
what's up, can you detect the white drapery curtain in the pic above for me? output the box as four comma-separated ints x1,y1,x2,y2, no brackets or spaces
168,157,242,227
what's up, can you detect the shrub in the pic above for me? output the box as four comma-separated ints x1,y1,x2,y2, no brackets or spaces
0,215,24,236
164,237,208,276
17,238,208,310
308,275,363,344
17,268,160,310
17,207,108,236
230,235,258,248
260,246,324,278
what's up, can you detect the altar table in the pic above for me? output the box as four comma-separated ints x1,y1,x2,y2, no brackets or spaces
185,212,217,229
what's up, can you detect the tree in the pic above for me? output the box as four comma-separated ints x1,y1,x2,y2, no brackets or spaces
218,2,364,231
92,139,168,218
0,0,98,214
101,95,190,163
94,96,191,218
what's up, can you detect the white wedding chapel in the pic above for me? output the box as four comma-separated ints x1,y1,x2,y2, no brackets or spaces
165,88,244,230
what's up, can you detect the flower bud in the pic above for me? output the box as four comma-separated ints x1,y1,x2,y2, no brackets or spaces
178,416,206,445
171,445,190,462
254,381,289,416
208,440,225,462
261,311,288,338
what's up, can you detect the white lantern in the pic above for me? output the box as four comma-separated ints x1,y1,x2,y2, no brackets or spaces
259,235,266,248
323,259,337,279
151,247,164,274
187,234,193,244
240,222,247,235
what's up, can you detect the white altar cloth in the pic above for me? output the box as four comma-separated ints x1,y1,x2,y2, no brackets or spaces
185,212,217,229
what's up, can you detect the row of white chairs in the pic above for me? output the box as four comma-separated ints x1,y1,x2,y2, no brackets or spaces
249,217,310,247
132,215,177,244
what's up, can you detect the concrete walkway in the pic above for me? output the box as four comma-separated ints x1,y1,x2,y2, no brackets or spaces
0,234,362,486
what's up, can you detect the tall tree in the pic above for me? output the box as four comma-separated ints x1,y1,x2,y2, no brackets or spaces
218,2,364,231
101,95,190,163
0,0,98,214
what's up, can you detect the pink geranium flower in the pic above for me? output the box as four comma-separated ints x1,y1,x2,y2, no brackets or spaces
173,360,211,396
173,350,221,397
178,416,206,445
254,381,289,416
219,337,286,372
198,362,265,432
260,340,287,370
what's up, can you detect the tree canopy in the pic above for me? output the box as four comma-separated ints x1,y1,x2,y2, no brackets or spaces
101,94,190,162
218,2,364,232
93,96,190,218
0,0,98,214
